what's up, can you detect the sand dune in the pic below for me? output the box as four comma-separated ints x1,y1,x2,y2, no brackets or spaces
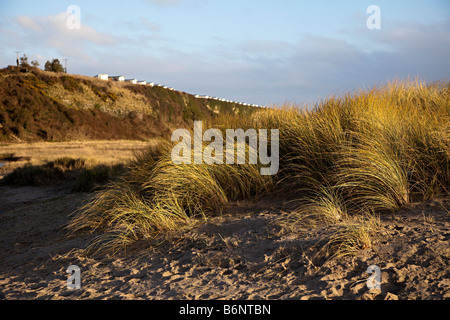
0,185,448,300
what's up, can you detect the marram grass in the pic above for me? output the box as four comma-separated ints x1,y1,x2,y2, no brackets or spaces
67,79,450,256
67,139,272,254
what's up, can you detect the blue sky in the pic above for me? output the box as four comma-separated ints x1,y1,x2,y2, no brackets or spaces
1,0,449,106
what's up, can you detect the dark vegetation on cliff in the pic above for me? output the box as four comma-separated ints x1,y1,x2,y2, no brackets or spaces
0,66,255,142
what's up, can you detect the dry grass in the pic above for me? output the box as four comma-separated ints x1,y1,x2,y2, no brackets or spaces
0,140,158,190
66,79,450,257
67,141,272,254
1,156,127,192
0,140,156,165
0,140,156,176
318,223,373,259
46,81,153,116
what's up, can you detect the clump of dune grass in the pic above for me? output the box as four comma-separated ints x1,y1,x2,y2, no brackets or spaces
67,138,273,254
318,223,373,259
285,185,380,260
335,134,409,213
288,186,348,228
281,79,449,258
281,79,448,206
67,78,450,256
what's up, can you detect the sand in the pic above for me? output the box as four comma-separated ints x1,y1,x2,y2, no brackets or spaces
0,184,449,300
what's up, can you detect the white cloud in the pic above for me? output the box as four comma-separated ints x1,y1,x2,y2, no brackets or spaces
13,12,118,60
16,15,43,33
208,20,450,104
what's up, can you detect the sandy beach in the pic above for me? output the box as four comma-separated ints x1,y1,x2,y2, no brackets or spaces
0,183,448,300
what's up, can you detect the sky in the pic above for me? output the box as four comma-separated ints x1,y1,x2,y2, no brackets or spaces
1,0,449,106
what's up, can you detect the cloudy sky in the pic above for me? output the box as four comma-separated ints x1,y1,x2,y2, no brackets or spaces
1,0,449,106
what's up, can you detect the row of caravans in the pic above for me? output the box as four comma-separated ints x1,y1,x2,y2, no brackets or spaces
95,74,174,90
95,74,265,108
194,95,264,108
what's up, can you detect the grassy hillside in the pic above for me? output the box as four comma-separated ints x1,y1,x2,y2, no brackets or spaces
0,66,256,142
